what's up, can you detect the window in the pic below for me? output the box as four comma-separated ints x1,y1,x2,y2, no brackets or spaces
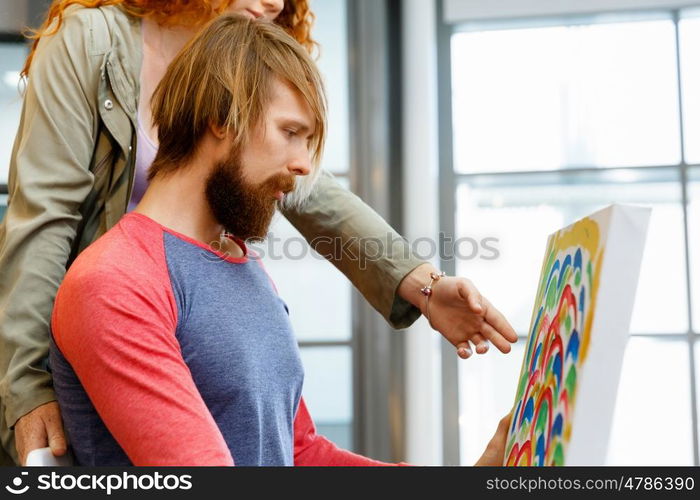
443,7,699,465
0,41,26,206
2,0,39,219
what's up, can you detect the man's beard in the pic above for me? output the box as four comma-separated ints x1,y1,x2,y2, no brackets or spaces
205,149,295,242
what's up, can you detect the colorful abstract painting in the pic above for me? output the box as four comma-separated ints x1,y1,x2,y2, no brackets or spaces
504,217,603,466
503,205,650,466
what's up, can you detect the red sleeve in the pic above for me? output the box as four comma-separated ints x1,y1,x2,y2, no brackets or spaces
51,225,234,466
293,397,405,466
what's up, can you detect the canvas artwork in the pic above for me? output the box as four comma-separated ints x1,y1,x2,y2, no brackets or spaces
504,204,651,466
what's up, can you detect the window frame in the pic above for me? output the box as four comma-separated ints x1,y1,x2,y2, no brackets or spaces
436,0,700,466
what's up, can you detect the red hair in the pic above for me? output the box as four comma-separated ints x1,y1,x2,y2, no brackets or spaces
21,0,316,77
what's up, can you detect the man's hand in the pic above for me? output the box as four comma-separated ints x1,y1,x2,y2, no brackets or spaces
14,401,67,465
475,413,512,466
398,264,518,358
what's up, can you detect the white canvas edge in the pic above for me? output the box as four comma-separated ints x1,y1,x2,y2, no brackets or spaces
565,204,652,465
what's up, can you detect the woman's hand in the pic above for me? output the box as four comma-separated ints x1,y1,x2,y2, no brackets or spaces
475,412,512,466
398,264,518,358
14,401,67,465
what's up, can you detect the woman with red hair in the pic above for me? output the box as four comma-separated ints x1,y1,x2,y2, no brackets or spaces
0,0,517,465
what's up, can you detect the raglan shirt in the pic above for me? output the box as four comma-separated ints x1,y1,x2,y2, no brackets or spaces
49,213,394,466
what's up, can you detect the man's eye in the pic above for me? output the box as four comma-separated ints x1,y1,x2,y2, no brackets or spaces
285,129,298,138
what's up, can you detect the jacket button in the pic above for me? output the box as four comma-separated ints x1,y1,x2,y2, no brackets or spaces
104,99,114,110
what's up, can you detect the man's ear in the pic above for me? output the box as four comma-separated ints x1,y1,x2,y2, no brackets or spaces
209,121,228,140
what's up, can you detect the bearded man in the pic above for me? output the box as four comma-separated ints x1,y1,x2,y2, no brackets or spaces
49,15,509,466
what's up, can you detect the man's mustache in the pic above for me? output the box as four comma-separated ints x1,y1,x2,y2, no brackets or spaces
266,173,296,195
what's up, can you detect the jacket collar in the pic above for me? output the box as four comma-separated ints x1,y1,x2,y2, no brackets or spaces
101,5,143,119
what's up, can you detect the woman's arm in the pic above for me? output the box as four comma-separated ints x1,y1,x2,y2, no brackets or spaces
282,171,518,354
282,170,425,330
0,7,103,460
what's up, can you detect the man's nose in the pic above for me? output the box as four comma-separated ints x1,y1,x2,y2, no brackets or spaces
288,154,311,177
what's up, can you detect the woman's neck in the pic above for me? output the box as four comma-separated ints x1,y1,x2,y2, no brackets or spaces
141,16,197,65
139,17,199,146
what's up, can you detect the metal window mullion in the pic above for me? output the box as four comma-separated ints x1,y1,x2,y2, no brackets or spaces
629,333,697,340
297,341,353,348
436,0,461,466
454,163,699,180
673,9,699,467
347,0,407,462
0,33,25,43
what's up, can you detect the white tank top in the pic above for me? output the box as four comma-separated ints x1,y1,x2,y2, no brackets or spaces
127,114,158,212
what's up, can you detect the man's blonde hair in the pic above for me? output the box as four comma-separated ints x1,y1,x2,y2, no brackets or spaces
150,14,327,205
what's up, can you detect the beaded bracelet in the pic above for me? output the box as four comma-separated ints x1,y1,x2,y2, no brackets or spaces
420,271,446,327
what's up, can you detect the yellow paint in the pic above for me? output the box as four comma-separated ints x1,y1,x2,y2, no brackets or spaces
551,217,600,259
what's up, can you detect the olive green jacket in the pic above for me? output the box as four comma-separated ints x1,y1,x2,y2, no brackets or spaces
0,5,423,464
